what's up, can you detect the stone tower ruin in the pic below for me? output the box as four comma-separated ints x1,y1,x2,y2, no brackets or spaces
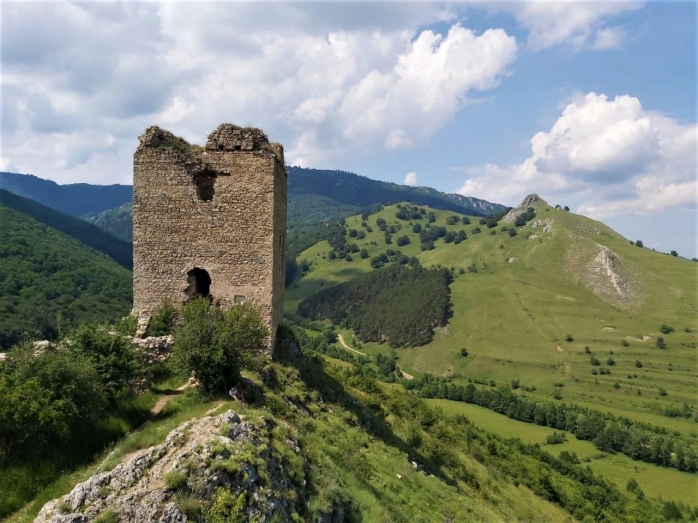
132,124,287,349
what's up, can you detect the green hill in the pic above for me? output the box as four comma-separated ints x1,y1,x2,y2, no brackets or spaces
0,172,132,218
286,197,698,503
0,206,132,349
0,189,132,269
83,202,134,242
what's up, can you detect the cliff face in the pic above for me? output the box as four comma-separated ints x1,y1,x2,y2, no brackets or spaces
34,410,327,523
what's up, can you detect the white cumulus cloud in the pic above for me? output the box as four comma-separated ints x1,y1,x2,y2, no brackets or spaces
0,2,518,184
456,92,697,218
501,1,641,51
404,172,418,186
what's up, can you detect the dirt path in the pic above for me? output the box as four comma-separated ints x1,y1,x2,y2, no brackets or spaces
337,334,415,380
150,382,191,416
396,363,414,380
337,334,367,356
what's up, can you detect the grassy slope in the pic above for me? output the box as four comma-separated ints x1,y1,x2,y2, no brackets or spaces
6,358,573,523
287,203,698,432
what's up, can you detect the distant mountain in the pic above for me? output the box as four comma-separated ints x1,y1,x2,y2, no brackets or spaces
83,202,134,242
287,167,506,225
0,171,131,217
0,189,132,269
0,205,132,349
2,169,506,252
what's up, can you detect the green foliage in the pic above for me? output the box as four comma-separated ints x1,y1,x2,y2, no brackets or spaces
145,298,179,336
565,334,573,342
635,240,644,248
360,248,369,259
460,348,468,357
508,228,517,237
172,299,269,396
112,315,138,337
656,337,667,349
0,346,107,463
68,323,141,403
606,357,616,366
546,431,567,444
659,324,675,334
205,488,246,523
658,388,667,396
298,265,452,348
0,207,132,349
670,250,678,257
515,207,536,227
622,339,630,347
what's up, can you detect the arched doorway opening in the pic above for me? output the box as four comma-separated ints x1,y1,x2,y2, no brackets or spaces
185,267,212,301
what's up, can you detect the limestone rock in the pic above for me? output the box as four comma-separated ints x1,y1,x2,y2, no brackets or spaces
34,410,311,523
129,335,173,365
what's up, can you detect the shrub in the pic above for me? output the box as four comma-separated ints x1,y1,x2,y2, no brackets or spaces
635,240,643,248
584,346,591,354
658,387,667,396
344,253,353,262
113,315,138,336
360,248,369,259
635,360,643,368
553,389,563,400
146,298,179,336
412,223,422,233
656,337,667,349
328,251,337,260
348,229,357,237
613,382,620,389
500,226,508,231
546,431,567,444
172,299,269,396
622,339,629,347
508,229,517,237
591,369,598,375
69,323,141,403
205,488,247,523
606,357,615,366
563,206,570,211
490,230,496,235
396,235,411,247
670,250,678,257
659,324,674,334
565,334,573,342
590,357,600,366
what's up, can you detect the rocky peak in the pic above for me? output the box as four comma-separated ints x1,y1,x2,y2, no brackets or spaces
502,193,548,223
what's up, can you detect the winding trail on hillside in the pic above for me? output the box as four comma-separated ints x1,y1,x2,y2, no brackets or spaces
337,334,367,356
337,334,415,380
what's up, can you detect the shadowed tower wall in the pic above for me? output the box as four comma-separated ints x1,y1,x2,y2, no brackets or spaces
132,124,287,349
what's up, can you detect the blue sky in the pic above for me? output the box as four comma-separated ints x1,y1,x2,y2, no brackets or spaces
1,1,696,256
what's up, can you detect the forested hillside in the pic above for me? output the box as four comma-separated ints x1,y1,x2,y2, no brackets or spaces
298,264,453,347
83,202,134,242
0,172,131,217
0,207,132,349
0,189,132,269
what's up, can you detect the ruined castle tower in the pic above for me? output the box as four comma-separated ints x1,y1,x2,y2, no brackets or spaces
133,124,287,348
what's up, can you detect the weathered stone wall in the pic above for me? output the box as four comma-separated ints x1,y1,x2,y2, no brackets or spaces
133,124,286,350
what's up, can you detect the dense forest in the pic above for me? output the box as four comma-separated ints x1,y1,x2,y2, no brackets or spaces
297,264,453,347
0,207,132,349
1,189,133,269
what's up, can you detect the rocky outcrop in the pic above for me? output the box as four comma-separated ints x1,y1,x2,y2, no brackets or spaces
587,248,631,300
531,218,553,233
502,194,547,223
129,335,173,366
35,410,312,523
